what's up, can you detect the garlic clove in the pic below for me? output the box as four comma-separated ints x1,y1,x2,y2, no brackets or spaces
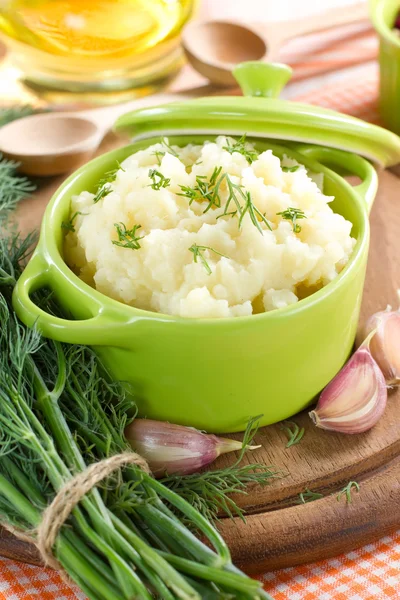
125,419,259,477
363,309,400,386
309,335,387,434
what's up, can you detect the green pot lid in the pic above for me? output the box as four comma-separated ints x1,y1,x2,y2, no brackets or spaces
114,62,400,168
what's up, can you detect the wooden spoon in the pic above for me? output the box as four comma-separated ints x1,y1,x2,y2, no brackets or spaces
182,2,370,86
0,90,203,177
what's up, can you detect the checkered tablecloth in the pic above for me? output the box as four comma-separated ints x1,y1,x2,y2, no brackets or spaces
0,530,399,599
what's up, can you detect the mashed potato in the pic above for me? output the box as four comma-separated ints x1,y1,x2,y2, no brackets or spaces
64,136,356,319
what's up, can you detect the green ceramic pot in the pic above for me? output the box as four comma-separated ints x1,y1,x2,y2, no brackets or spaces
12,63,400,433
370,0,400,134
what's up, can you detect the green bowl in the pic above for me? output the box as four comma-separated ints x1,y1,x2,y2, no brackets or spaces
370,0,400,134
13,138,378,433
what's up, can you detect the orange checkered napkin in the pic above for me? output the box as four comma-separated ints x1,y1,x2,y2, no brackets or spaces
0,66,396,600
259,532,400,599
0,529,399,599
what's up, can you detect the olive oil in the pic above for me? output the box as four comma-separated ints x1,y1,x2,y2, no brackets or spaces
0,0,194,92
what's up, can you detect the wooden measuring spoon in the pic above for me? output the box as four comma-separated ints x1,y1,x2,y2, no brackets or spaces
182,2,370,86
0,90,204,177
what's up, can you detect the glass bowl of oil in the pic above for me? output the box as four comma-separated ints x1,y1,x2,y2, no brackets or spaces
0,0,195,94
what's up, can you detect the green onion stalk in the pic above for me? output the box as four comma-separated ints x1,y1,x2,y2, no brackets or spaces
0,233,274,600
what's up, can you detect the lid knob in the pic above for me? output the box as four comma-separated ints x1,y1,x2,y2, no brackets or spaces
233,61,292,98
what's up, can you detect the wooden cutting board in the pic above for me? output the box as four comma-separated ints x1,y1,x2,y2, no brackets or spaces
2,135,400,574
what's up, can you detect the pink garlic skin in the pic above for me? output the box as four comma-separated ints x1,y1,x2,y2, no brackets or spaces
125,419,243,477
364,311,400,385
309,344,387,434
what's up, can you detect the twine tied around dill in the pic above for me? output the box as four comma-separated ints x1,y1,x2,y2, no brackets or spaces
2,452,151,571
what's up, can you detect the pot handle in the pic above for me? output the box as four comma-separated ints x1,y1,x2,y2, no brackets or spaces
13,251,127,346
292,145,378,213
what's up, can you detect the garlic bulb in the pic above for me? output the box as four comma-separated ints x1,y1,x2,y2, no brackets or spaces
363,301,400,385
309,333,387,434
125,419,259,476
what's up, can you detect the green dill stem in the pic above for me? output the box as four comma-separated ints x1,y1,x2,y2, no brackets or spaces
0,474,120,600
72,515,152,600
223,135,259,164
141,517,193,559
226,565,275,600
131,545,178,599
297,488,323,504
161,138,179,157
63,528,118,590
160,552,261,594
0,473,40,527
112,222,143,250
188,244,228,275
28,354,112,524
62,410,108,452
337,481,360,503
70,495,161,598
186,577,232,600
57,538,121,600
2,455,46,509
51,342,67,399
280,421,305,448
282,165,300,172
76,489,200,600
114,516,184,600
57,565,105,600
139,503,220,566
66,374,123,449
117,515,193,600
148,168,170,190
110,513,200,600
62,509,149,599
93,185,112,205
276,207,306,233
143,474,231,565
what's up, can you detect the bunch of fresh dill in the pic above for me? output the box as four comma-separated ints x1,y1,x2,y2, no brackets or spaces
0,232,275,600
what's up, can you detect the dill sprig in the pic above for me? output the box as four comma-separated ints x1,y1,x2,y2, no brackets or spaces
223,135,259,164
0,105,40,128
280,420,305,448
221,175,272,234
239,189,272,233
0,157,36,221
161,137,179,157
337,481,360,504
296,488,324,504
179,166,223,212
112,222,144,250
93,161,124,204
179,166,272,234
61,211,86,233
162,416,282,523
188,244,228,275
148,168,170,190
152,150,166,166
276,207,307,233
282,165,300,173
